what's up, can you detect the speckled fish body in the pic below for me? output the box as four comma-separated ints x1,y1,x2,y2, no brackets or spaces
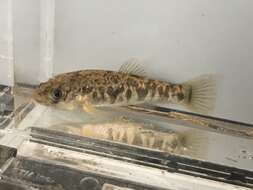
33,70,187,110
33,58,216,114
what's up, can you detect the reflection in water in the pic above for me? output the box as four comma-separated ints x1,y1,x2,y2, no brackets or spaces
50,117,207,157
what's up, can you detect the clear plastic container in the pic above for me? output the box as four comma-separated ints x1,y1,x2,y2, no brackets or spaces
1,1,253,190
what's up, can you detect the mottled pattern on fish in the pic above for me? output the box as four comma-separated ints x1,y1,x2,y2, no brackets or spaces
33,70,187,109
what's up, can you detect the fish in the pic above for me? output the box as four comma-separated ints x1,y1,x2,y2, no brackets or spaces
51,117,207,157
32,59,216,114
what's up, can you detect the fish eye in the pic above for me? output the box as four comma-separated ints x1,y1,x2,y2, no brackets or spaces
51,88,62,101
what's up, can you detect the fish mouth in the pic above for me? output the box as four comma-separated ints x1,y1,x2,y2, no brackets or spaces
31,90,51,106
31,90,41,103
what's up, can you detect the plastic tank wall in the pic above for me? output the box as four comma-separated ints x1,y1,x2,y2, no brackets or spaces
52,0,253,125
0,0,13,86
2,0,253,123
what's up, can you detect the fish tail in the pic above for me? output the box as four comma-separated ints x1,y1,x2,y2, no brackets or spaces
182,74,217,114
178,130,208,158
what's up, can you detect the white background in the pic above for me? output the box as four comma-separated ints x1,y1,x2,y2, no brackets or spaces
1,0,253,123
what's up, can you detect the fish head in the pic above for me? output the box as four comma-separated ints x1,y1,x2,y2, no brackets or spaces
32,78,64,106
32,75,78,110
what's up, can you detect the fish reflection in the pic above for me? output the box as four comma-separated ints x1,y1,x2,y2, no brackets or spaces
52,117,207,157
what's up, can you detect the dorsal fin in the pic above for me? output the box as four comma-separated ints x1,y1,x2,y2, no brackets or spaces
119,58,147,76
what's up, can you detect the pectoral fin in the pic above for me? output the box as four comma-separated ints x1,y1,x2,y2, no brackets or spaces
81,98,113,118
82,101,97,114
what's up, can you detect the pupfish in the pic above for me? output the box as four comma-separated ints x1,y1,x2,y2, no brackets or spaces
53,118,207,156
32,59,216,114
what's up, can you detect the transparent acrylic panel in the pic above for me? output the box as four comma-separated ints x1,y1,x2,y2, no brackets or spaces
11,95,253,172
53,0,253,124
0,0,14,133
7,0,253,186
0,0,13,87
10,0,253,124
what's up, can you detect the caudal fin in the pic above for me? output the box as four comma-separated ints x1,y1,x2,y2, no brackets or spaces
183,75,217,114
178,130,208,158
